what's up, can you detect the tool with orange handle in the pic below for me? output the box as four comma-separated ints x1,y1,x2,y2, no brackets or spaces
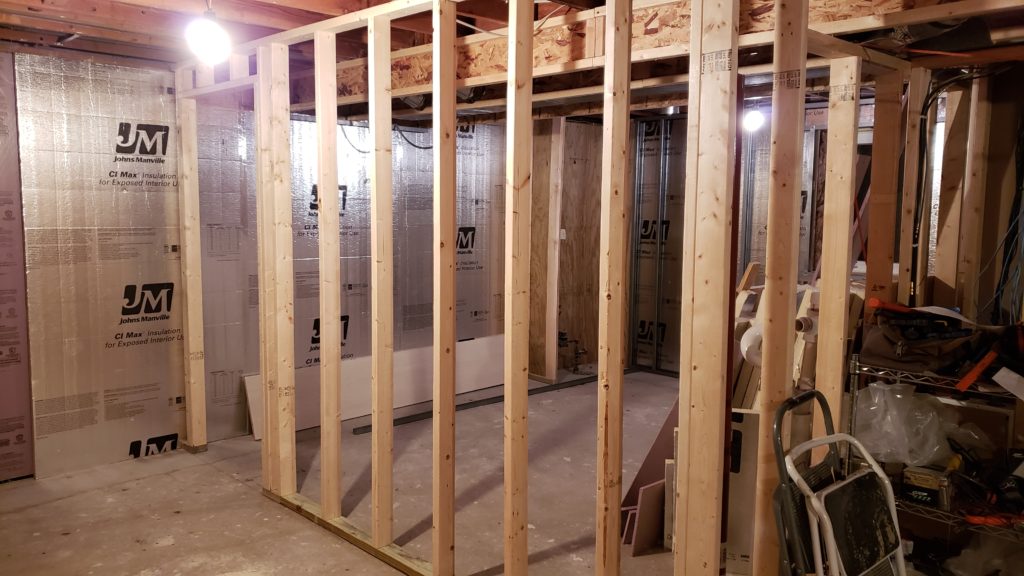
955,349,999,392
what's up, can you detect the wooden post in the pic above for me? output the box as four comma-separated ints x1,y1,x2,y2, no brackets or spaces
545,119,565,379
256,43,297,497
596,0,630,574
957,76,991,321
753,0,807,572
431,1,457,574
864,70,904,322
528,118,564,382
504,0,532,573
174,81,208,452
812,56,861,450
896,67,931,306
933,85,970,308
673,0,739,573
314,30,343,521
368,14,395,548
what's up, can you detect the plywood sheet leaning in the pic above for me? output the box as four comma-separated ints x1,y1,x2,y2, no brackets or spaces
674,0,739,573
752,0,808,573
632,479,667,556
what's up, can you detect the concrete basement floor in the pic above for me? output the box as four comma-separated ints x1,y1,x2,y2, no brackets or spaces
0,371,679,576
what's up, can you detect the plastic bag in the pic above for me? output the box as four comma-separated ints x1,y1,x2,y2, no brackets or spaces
854,382,952,466
944,534,1024,576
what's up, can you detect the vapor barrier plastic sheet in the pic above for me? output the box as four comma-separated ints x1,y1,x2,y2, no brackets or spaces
16,54,184,477
197,106,506,441
0,52,32,481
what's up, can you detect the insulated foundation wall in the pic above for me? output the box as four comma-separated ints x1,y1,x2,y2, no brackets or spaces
631,118,685,372
0,51,32,481
195,102,507,440
16,53,185,478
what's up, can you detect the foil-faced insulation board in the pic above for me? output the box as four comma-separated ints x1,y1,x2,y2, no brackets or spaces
16,53,185,478
197,103,507,441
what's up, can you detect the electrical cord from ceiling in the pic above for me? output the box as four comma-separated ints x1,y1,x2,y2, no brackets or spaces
978,116,1024,323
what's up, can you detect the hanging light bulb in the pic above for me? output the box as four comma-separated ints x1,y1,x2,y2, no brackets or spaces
185,3,231,66
742,109,766,132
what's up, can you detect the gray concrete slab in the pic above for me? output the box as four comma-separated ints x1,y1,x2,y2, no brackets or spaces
0,372,681,575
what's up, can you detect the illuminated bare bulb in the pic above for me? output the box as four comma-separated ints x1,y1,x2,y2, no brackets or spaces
742,109,766,132
186,12,231,66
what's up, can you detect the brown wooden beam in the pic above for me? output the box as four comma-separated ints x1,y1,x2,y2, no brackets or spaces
0,0,279,44
0,25,176,60
0,10,183,51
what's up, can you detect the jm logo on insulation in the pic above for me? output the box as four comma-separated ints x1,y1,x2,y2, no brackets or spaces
456,226,476,252
311,315,351,346
121,283,174,316
115,122,170,156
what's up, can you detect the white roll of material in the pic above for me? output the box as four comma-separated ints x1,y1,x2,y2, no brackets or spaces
739,322,763,366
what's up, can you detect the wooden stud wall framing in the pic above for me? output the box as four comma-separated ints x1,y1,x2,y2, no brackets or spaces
256,42,298,498
595,0,631,573
958,76,992,321
314,29,342,522
897,67,932,306
368,13,396,549
673,0,738,574
174,73,208,452
812,55,861,449
753,0,808,574
504,0,533,573
864,70,904,322
431,1,457,574
169,1,917,575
